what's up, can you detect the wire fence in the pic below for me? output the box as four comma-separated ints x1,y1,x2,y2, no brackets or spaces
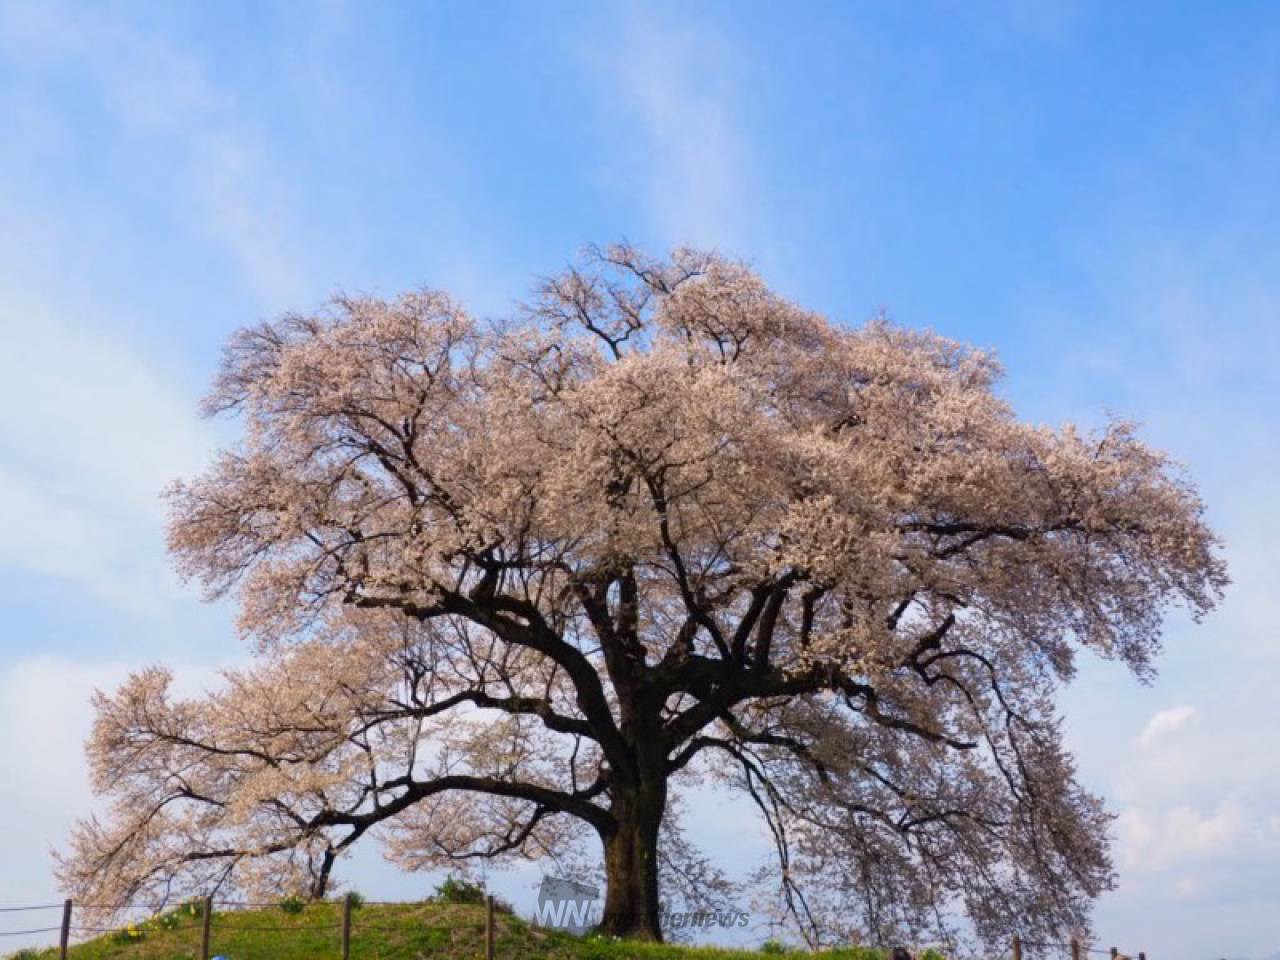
0,898,1147,960
1012,934,1149,960
0,895,502,960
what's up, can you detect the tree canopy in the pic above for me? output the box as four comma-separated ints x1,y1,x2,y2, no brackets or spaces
59,246,1226,947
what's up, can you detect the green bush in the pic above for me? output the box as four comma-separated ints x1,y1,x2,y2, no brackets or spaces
279,894,308,914
343,891,366,910
760,939,790,954
433,875,487,905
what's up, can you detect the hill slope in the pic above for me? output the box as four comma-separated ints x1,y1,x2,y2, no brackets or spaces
10,902,894,960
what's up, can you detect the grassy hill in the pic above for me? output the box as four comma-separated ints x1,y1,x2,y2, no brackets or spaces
7,901,903,960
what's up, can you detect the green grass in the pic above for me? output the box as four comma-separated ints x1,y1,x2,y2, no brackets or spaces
5,901,906,960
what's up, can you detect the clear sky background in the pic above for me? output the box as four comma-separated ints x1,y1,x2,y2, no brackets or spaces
1,2,1277,958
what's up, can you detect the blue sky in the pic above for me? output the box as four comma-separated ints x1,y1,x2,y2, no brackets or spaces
1,2,1278,957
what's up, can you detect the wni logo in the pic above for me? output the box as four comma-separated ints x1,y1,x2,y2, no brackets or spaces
533,877,600,935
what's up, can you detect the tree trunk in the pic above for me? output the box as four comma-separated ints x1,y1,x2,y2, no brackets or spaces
598,782,666,941
310,849,336,899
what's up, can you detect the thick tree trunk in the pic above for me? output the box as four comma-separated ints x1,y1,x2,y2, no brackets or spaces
598,781,666,941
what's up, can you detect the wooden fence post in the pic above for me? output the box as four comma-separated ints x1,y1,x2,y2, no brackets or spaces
342,895,352,960
58,898,72,960
200,896,213,960
1013,935,1022,960
485,894,495,960
1071,938,1082,960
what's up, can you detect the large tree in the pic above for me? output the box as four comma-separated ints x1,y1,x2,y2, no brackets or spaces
59,246,1225,947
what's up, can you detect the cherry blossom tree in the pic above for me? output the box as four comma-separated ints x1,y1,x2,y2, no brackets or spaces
58,246,1226,947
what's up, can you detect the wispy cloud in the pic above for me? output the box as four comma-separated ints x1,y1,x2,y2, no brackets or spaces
0,0,319,612
585,5,747,248
0,656,226,940
0,293,213,613
1115,798,1258,873
1137,706,1199,749
0,0,312,306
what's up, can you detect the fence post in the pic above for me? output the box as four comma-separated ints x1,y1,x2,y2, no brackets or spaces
1013,935,1022,960
58,898,72,960
1110,949,1118,960
200,896,213,960
1071,939,1082,960
485,893,495,960
342,895,352,960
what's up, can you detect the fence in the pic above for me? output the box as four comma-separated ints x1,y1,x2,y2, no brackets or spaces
0,895,501,960
0,900,1146,960
1012,934,1148,960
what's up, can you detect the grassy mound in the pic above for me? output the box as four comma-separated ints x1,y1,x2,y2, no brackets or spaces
6,901,904,960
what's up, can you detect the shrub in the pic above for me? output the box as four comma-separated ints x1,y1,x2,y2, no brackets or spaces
279,894,307,914
761,939,790,954
433,875,487,905
343,890,366,909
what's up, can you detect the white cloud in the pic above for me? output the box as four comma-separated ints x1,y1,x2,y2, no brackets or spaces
0,1,315,614
0,295,213,613
1027,161,1280,956
0,658,128,945
1137,705,1199,749
0,0,312,306
588,6,747,248
0,656,227,948
1168,874,1203,901
1115,798,1252,871
0,658,130,802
